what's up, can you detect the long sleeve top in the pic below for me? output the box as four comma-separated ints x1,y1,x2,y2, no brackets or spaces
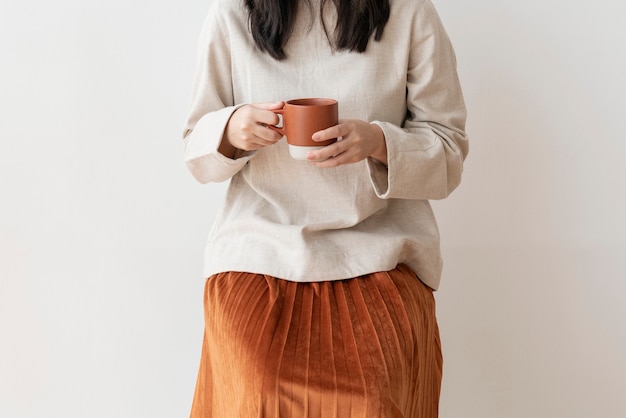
182,0,468,290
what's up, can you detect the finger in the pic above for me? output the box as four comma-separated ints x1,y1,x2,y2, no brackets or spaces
244,134,278,150
251,101,285,125
311,150,353,168
255,110,282,127
306,139,349,162
231,128,280,151
312,123,350,142
251,101,284,110
254,123,284,141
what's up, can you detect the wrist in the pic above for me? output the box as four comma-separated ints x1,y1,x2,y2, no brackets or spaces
218,135,238,159
369,123,387,165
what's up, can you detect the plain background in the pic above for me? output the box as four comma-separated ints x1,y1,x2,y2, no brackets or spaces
1,0,625,417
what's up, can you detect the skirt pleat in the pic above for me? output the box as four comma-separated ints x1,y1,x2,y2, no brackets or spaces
190,264,442,418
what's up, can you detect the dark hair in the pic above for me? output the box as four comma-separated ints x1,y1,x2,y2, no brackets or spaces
244,0,390,60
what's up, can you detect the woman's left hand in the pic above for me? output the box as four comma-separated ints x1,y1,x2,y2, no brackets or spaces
307,119,388,167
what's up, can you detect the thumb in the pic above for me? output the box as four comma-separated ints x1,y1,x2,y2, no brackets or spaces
253,101,285,110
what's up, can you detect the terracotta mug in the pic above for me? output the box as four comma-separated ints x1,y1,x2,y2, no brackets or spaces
269,98,338,160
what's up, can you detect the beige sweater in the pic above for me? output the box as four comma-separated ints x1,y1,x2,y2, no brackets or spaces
182,0,468,290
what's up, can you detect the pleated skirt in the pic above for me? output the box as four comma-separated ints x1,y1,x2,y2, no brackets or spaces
190,264,442,418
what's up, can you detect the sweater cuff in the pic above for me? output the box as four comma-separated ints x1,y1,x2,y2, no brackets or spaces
183,105,254,183
367,121,390,198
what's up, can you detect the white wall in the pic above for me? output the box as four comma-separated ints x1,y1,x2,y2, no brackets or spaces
433,1,626,417
1,0,624,417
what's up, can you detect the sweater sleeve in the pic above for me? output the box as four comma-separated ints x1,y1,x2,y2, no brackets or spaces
181,4,254,184
367,0,469,200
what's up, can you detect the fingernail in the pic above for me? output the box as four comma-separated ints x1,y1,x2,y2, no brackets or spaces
311,134,320,141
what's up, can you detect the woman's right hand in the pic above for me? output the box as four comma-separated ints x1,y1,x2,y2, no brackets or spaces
221,102,285,156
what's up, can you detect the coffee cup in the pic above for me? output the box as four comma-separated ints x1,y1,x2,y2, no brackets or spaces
269,98,338,160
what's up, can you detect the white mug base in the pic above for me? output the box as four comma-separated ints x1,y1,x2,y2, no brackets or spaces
288,144,325,161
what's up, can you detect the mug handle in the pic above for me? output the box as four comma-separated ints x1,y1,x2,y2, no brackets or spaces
267,108,286,136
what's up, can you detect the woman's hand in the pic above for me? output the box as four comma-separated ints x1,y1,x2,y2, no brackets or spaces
219,102,285,158
306,120,387,167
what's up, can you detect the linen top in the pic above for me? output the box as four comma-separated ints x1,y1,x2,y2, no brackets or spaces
182,0,469,290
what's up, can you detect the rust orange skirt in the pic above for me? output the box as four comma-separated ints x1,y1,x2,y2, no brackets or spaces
190,264,442,418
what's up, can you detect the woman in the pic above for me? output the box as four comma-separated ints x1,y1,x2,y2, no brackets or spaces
182,0,468,416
